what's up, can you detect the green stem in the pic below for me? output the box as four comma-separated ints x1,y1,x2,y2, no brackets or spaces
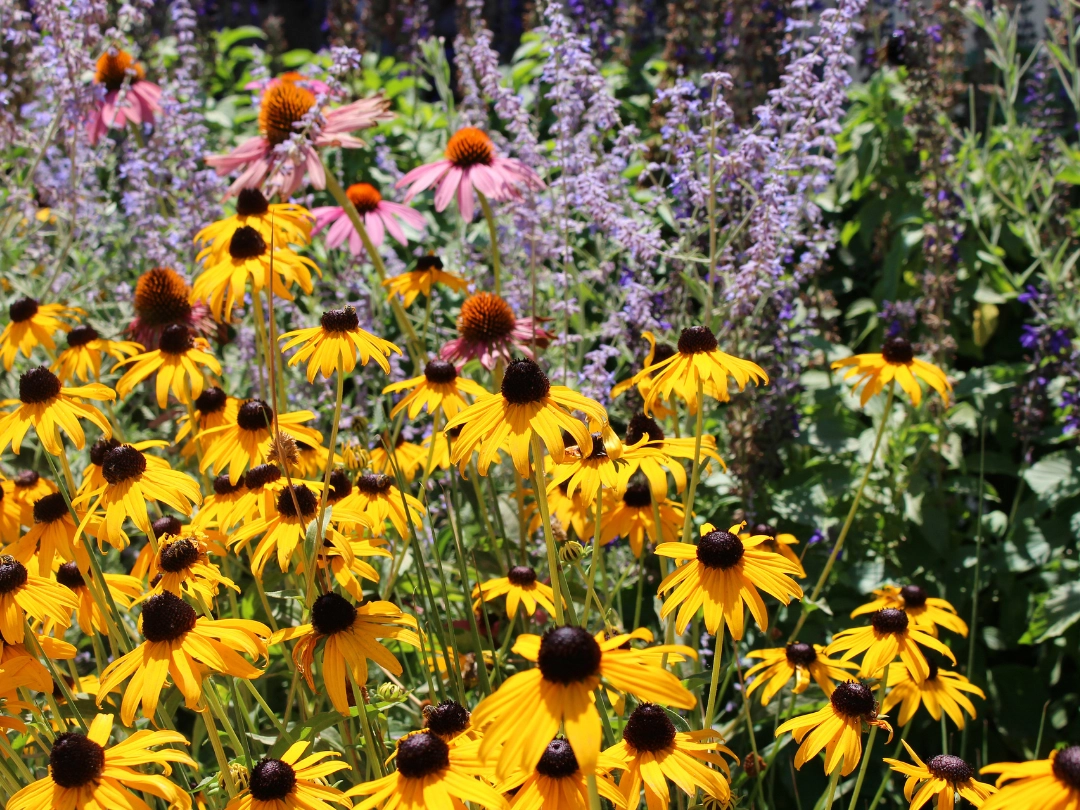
477,190,502,296
241,679,292,742
846,663,892,810
586,773,603,810
823,764,843,810
581,485,604,627
446,485,493,697
703,617,727,729
678,377,706,546
202,698,237,798
531,433,566,625
309,353,345,602
961,419,987,759
867,721,913,810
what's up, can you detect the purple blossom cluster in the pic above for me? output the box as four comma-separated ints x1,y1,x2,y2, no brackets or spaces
1015,284,1080,443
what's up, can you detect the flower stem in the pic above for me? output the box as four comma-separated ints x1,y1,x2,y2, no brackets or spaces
679,377,706,546
201,694,237,798
846,662,892,810
822,762,843,810
310,353,346,600
476,190,501,296
867,721,912,810
703,617,727,729
586,773,603,810
531,432,566,625
960,418,987,760
581,485,604,627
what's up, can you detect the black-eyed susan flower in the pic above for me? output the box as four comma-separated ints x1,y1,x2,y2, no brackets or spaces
599,479,684,557
471,625,697,778
114,324,221,408
0,555,78,644
195,187,313,263
776,679,894,776
6,712,195,810
0,366,114,456
744,642,858,705
222,463,286,527
883,659,985,729
616,413,725,499
280,305,401,381
223,740,351,810
423,699,477,744
6,469,57,521
129,266,214,348
981,745,1080,810
611,332,680,418
78,437,169,497
0,297,81,371
745,522,806,577
885,743,996,810
147,531,237,604
368,435,428,483
382,255,469,308
604,702,737,810
525,481,593,541
547,429,625,504
626,326,768,414
832,336,952,406
272,593,420,715
190,472,247,534
346,729,508,810
307,529,390,602
335,472,425,538
852,584,968,637
655,521,804,639
8,491,86,573
445,358,608,477
98,591,270,725
826,608,957,683
50,561,142,637
472,565,561,621
383,358,488,420
175,386,238,460
199,398,324,483
440,292,551,371
52,324,142,384
1,633,75,695
489,737,626,810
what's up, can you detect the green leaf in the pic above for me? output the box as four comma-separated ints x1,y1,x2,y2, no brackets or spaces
216,26,266,52
1036,581,1080,641
1024,451,1080,506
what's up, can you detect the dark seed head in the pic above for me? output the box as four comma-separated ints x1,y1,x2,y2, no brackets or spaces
625,412,665,445
423,700,470,739
830,681,875,718
195,387,227,415
277,484,318,518
48,732,105,788
56,561,86,590
927,754,975,783
881,336,914,365
501,358,550,405
677,325,718,355
396,731,450,778
33,492,69,524
327,469,352,502
507,566,537,587
535,738,579,778
228,225,267,259
158,323,193,354
89,438,121,467
237,399,275,432
160,538,200,573
870,608,909,635
9,297,39,323
926,660,940,681
1052,746,1080,791
0,557,28,593
537,626,602,685
753,523,776,538
424,359,458,385
66,324,99,347
213,472,245,495
652,342,677,365
102,445,147,485
14,470,40,488
19,366,62,404
249,758,297,801
357,473,393,495
900,585,927,608
152,515,183,538
697,529,745,570
622,703,677,753
415,255,444,271
311,592,357,636
622,482,652,509
785,642,818,667
140,591,197,642
585,432,608,460
236,187,270,217
320,306,360,333
245,464,281,489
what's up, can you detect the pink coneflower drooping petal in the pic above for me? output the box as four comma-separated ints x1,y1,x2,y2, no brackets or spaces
86,49,163,145
439,292,552,371
311,183,425,258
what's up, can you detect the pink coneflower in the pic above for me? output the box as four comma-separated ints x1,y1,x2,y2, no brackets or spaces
243,71,331,95
86,49,162,145
128,267,215,349
311,182,425,256
205,78,393,197
396,127,544,221
441,292,551,371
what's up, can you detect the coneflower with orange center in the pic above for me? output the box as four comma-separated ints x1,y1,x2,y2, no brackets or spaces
128,267,214,348
439,292,551,371
86,48,163,145
312,181,425,257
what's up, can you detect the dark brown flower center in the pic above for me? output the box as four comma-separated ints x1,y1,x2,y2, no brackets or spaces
871,608,909,634
927,754,975,783
625,413,665,445
652,342,677,365
396,731,450,778
507,566,537,586
535,738,579,778
213,472,245,495
94,49,142,91
677,325,718,355
33,492,69,524
89,438,121,466
14,470,40,488
0,557,28,594
622,703,677,753
697,529,745,570
277,484,318,518
245,464,281,489
423,700,470,738
926,660,939,681
753,523,777,537
786,642,818,667
56,561,86,589
228,226,267,260
320,306,360,333
152,515,183,538
537,626,602,684
158,323,194,355
311,592,357,636
1052,746,1080,791
327,469,352,502
458,292,516,344
66,325,99,347
501,358,550,405
881,336,914,365
259,81,316,147
134,268,192,326
236,187,270,217
585,432,608,460
9,296,39,322
140,592,197,642
416,255,444,271
102,445,147,485
445,127,494,168
160,538,200,573
19,366,61,404
424,359,458,385
830,681,875,718
622,482,652,508
249,758,297,800
195,387,227,415
346,182,383,214
357,473,394,495
900,585,927,608
49,732,105,788
237,399,275,432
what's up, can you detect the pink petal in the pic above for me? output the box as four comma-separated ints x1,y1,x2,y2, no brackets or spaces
311,207,344,233
325,214,354,249
434,166,463,213
469,164,501,197
364,210,385,247
304,148,326,190
348,228,364,256
397,160,452,198
378,210,408,245
456,169,475,221
205,137,270,172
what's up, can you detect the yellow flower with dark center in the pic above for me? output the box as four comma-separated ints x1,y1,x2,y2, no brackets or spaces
114,324,221,408
617,412,725,499
78,437,169,497
8,491,87,573
882,659,985,729
423,698,477,744
0,297,81,370
281,306,401,381
471,625,697,778
272,593,420,715
98,591,269,725
612,331,729,417
50,561,142,637
1,633,76,696
981,745,1080,810
174,386,238,459
472,565,562,620
383,358,488,419
744,642,857,705
303,526,390,602
147,531,237,604
604,702,736,810
826,608,956,683
224,740,352,810
218,463,286,527
885,743,996,810
0,556,78,644
346,729,508,810
6,469,57,522
599,480,684,557
852,584,968,637
382,255,469,308
487,737,626,810
190,471,248,533
444,358,609,477
655,521,804,639
368,435,428,482
626,325,768,414
198,398,324,483
6,712,195,810
335,472,425,538
195,187,313,264
743,522,806,577
525,481,592,541
547,430,625,505
832,336,952,406
0,366,114,456
776,679,894,775
52,324,142,384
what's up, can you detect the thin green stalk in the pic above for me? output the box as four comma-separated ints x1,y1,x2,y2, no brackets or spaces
678,377,706,546
846,663,892,810
822,764,843,810
349,668,387,778
867,721,913,810
586,773,603,810
446,483,493,696
202,701,237,798
632,557,645,630
309,353,346,603
0,732,34,783
703,618,727,729
581,485,604,627
241,679,292,742
961,418,987,759
477,190,502,295
531,433,566,625
204,680,246,759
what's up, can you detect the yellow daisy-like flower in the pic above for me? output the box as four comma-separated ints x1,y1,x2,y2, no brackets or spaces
0,555,78,643
7,712,196,810
445,358,609,477
272,593,420,715
147,531,238,604
626,326,768,414
655,521,804,639
612,331,729,417
743,522,806,577
98,591,270,725
383,358,488,420
6,469,57,522
7,491,87,574
420,699,478,745
195,187,314,263
199,398,324,483
190,471,248,533
616,412,725,499
174,386,238,460
51,561,142,637
472,565,562,621
368,435,428,483
604,703,737,810
852,584,968,637
79,437,169,497
302,526,390,602
525,481,593,541
547,429,625,505
471,625,697,778
488,737,627,810
346,729,508,810
882,659,985,729
825,607,957,683
280,305,401,381
1,633,76,696
744,642,858,706
776,679,894,776
980,746,1080,810
217,463,288,528
335,472,425,538
885,742,997,810
831,336,952,406
382,255,469,308
223,740,351,810
51,324,142,384
114,324,221,408
0,366,114,456
0,476,28,542
599,479,684,557
0,297,82,371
